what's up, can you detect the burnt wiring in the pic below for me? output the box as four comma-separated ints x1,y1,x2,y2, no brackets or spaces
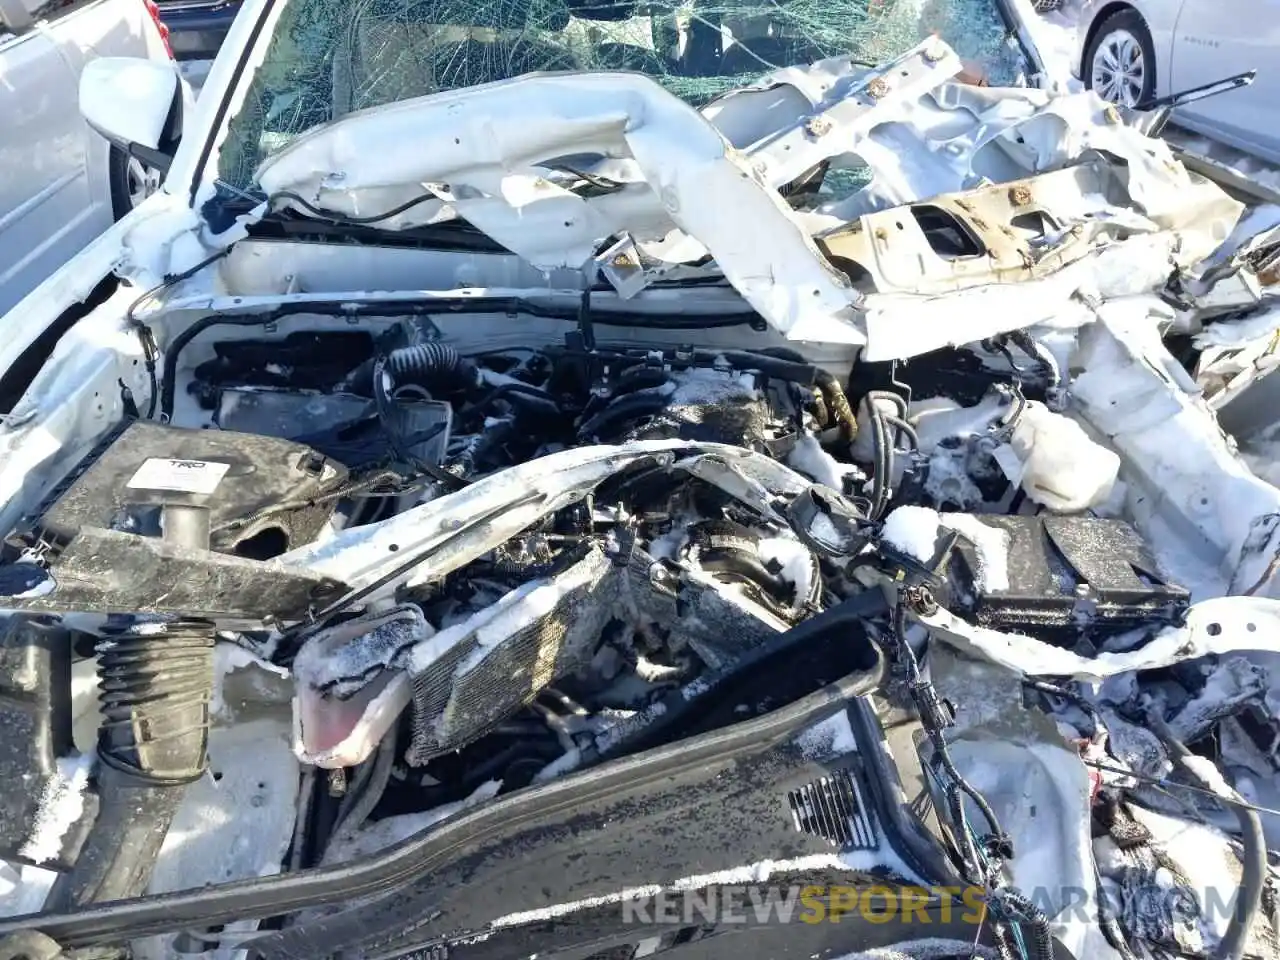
895,589,1055,960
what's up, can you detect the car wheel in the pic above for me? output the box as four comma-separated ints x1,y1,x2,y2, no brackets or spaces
108,146,162,220
1084,9,1156,108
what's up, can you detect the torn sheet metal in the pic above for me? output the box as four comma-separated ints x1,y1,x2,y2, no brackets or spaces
845,165,1241,360
253,35,1240,352
255,67,873,345
1070,299,1280,599
279,439,810,607
919,596,1280,683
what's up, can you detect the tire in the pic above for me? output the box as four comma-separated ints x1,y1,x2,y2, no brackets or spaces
108,146,161,220
1084,8,1157,108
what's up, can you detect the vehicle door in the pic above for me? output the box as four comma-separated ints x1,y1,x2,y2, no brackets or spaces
0,0,102,318
1170,0,1280,164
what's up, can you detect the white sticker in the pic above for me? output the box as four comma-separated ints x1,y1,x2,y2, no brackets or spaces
127,458,230,495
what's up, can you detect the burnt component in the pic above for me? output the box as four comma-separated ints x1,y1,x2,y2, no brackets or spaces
577,364,800,451
0,617,96,871
21,421,349,559
0,527,347,620
946,515,1189,642
47,504,217,910
788,484,875,558
192,330,375,395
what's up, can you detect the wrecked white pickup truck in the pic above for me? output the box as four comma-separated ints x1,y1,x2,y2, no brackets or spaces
2,1,1280,958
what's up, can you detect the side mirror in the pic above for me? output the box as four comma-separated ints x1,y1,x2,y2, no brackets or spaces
79,57,183,173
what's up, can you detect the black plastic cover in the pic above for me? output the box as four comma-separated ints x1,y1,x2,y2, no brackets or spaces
946,514,1189,643
26,421,349,558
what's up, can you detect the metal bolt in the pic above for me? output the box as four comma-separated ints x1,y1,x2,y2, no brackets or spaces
805,115,833,138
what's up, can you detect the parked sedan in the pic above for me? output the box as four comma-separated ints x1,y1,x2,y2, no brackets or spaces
1074,0,1280,164
0,0,177,318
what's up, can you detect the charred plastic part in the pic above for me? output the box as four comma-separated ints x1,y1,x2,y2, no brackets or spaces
787,484,875,558
1,420,351,620
0,617,96,871
16,420,349,559
46,506,216,911
95,616,214,784
944,515,1190,643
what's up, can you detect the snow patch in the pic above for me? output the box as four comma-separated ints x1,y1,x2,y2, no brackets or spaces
938,514,1011,592
881,505,941,562
788,434,859,490
19,752,95,865
758,536,815,602
794,710,857,758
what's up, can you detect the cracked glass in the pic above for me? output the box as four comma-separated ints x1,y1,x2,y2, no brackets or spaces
219,0,1029,192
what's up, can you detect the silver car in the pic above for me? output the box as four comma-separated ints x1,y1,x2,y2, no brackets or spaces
0,0,174,317
1074,0,1280,164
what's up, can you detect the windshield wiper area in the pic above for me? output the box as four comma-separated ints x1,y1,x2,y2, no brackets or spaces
248,212,508,252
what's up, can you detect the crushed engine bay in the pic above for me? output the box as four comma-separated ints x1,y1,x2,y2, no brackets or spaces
6,35,1280,960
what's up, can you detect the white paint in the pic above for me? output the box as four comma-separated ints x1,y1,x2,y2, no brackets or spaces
132,720,299,960
255,69,867,346
79,57,179,152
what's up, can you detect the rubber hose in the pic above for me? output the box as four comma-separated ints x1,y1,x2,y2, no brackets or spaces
945,782,983,884
694,349,819,386
816,369,858,436
385,342,469,388
576,391,670,440
865,397,891,519
96,620,214,784
47,620,215,911
882,414,920,450
1148,711,1265,960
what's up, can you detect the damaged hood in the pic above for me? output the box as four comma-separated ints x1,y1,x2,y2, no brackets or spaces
254,38,1243,356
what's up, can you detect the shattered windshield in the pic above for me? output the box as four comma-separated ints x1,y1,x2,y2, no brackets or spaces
219,0,1030,191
